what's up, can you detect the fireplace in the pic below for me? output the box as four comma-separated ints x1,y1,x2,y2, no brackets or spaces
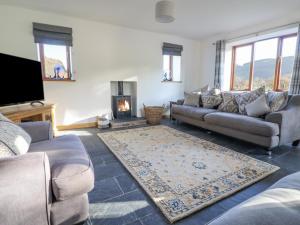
112,81,132,119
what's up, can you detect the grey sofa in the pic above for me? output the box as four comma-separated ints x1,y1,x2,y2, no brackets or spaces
172,95,300,154
208,171,300,225
0,121,94,225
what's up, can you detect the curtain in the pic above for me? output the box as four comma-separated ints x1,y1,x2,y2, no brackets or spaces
162,42,183,56
289,25,300,94
33,22,73,46
214,40,225,89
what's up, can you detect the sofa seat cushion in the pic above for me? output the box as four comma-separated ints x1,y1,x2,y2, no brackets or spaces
204,112,279,137
29,134,94,201
208,172,300,225
172,104,216,121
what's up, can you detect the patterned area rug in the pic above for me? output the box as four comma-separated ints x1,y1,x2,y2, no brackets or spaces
98,125,279,223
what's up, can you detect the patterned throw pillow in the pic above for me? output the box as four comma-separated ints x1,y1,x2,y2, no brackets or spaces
0,113,31,158
183,92,201,107
267,91,289,112
235,86,265,114
218,92,239,113
201,88,222,109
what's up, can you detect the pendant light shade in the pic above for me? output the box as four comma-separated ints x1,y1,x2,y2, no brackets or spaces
155,0,175,23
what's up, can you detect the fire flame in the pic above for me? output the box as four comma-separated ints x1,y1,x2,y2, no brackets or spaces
118,99,130,112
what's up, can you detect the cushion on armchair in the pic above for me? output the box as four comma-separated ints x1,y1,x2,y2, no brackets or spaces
0,113,31,158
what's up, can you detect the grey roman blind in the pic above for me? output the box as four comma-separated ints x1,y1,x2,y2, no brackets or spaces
162,42,183,56
33,22,73,46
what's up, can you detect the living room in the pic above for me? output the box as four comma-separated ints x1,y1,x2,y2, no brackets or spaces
1,1,300,225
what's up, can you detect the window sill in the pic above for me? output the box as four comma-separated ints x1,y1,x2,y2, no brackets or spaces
161,80,182,83
43,79,76,82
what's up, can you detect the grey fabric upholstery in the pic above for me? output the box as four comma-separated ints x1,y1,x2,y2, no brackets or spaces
172,113,279,148
0,121,94,225
172,104,216,121
266,95,300,145
208,172,300,225
205,112,279,137
29,134,94,201
19,121,53,143
0,152,51,225
50,194,89,225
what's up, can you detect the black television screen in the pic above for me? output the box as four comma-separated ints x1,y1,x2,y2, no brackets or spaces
0,53,44,106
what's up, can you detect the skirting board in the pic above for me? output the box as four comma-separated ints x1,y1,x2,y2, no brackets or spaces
56,122,97,131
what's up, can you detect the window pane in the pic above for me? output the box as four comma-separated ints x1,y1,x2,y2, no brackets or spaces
163,55,171,80
172,56,181,81
280,36,297,90
233,45,252,90
43,44,69,79
253,38,278,91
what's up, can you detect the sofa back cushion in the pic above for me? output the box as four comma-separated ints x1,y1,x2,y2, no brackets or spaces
0,113,31,157
267,91,289,112
201,88,222,109
183,92,201,107
245,94,270,117
235,86,265,114
218,92,239,113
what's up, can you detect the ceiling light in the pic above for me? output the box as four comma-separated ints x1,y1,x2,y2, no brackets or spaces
155,0,175,23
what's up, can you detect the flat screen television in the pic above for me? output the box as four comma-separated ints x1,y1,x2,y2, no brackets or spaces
0,53,44,106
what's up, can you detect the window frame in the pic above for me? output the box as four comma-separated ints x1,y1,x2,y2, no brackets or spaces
230,33,297,91
38,43,73,81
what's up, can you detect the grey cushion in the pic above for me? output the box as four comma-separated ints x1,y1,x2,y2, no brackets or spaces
183,92,201,107
0,115,31,157
245,94,270,117
208,172,300,225
205,112,279,137
267,91,289,112
172,104,216,121
29,134,94,201
235,86,265,114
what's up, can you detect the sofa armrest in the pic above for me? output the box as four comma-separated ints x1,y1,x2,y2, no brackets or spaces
265,95,300,145
19,121,53,143
0,153,51,225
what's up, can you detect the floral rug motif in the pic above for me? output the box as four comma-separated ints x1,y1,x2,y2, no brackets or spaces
98,125,279,223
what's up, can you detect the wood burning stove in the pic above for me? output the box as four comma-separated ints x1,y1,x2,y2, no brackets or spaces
112,81,132,119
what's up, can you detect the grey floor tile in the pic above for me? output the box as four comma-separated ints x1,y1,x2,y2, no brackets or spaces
94,162,126,181
89,178,123,203
116,174,138,193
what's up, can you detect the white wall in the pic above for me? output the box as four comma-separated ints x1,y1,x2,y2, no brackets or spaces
197,10,300,90
0,5,201,125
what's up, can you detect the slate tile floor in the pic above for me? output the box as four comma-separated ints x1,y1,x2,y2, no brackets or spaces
61,120,300,225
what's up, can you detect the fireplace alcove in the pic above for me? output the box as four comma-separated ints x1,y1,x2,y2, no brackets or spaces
111,81,137,120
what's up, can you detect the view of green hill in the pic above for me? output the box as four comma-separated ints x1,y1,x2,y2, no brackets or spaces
234,56,294,90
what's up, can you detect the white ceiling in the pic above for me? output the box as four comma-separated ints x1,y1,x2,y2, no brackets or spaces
1,0,300,40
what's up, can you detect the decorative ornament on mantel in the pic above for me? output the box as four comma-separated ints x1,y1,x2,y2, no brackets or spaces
155,0,175,23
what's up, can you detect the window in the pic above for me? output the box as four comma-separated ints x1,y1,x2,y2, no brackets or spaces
163,55,181,82
231,34,297,91
38,44,72,81
162,42,183,82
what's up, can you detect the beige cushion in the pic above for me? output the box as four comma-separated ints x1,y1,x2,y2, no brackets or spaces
267,91,289,112
235,86,265,114
218,92,239,113
183,92,201,107
245,94,270,117
201,88,222,109
0,113,31,157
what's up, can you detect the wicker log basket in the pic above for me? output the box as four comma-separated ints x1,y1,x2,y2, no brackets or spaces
143,104,166,125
